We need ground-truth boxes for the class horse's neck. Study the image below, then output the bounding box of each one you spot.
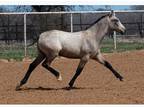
[86,18,109,44]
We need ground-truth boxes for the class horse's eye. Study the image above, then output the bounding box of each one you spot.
[112,19,119,22]
[115,22,119,26]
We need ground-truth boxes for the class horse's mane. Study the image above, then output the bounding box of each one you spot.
[85,14,109,30]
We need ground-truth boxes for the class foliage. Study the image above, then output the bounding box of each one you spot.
[130,5,144,10]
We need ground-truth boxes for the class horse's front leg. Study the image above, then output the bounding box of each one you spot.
[68,55,89,88]
[93,52,123,81]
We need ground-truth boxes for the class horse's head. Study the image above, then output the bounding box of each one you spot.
[108,11,126,34]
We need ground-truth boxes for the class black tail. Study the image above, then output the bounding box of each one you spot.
[27,36,39,47]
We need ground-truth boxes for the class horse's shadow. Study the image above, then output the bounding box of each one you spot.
[17,86,94,91]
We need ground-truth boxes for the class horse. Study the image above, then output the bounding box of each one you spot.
[16,11,126,90]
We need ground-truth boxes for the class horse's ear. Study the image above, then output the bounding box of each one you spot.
[109,10,114,17]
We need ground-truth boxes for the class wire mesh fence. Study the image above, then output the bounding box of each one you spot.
[0,11,144,60]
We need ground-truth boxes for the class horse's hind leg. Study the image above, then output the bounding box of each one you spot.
[42,55,62,81]
[16,52,45,90]
[93,52,123,81]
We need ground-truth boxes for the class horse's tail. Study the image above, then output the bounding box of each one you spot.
[27,36,39,47]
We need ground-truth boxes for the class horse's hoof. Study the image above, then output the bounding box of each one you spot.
[57,74,62,81]
[15,84,22,91]
[119,76,123,81]
[66,86,73,90]
[120,78,123,81]
[68,83,74,90]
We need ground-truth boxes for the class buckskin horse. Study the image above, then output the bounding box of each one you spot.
[16,11,126,90]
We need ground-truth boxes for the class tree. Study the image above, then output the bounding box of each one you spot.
[32,5,73,12]
[13,6,32,12]
[0,6,7,12]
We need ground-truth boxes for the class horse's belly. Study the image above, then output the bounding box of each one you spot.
[59,48,81,59]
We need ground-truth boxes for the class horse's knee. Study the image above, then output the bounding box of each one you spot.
[94,53,105,64]
[97,57,105,64]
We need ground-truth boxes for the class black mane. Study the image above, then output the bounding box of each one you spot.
[85,14,109,30]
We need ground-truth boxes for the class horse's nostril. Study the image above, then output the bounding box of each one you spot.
[120,31,124,35]
[120,30,125,35]
[123,29,126,34]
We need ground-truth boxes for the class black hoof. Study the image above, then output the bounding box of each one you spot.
[66,86,73,90]
[15,83,22,91]
[118,76,123,81]
[68,82,74,90]
[69,81,73,86]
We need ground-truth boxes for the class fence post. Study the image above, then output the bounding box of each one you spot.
[7,15,10,44]
[15,23,18,42]
[70,13,73,32]
[113,11,117,50]
[24,13,27,57]
[113,31,117,50]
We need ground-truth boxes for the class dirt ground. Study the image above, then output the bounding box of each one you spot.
[0,50,144,104]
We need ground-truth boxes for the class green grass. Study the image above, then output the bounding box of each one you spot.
[101,39,144,53]
[0,50,24,61]
[0,40,143,61]
[0,46,38,61]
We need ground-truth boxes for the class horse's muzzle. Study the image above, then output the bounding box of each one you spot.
[120,29,126,35]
